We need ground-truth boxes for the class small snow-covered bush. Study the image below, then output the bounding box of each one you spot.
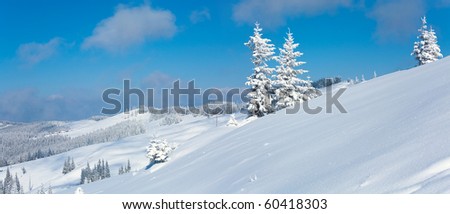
[146,138,174,165]
[148,113,165,122]
[226,114,239,126]
[74,187,84,194]
[159,113,182,126]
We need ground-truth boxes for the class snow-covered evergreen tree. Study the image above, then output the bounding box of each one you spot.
[126,159,131,173]
[62,156,76,174]
[80,162,91,184]
[373,71,377,78]
[10,178,17,194]
[105,161,111,178]
[146,138,174,165]
[37,184,46,194]
[28,178,33,192]
[3,168,13,194]
[412,17,443,65]
[273,29,312,109]
[98,159,104,179]
[245,22,276,117]
[62,158,69,174]
[80,159,111,184]
[118,165,124,175]
[14,173,22,194]
[226,114,239,126]
[117,160,132,175]
[0,179,3,194]
[70,158,75,171]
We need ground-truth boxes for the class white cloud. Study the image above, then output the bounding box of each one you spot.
[368,0,426,41]
[141,71,175,88]
[369,0,426,40]
[190,8,211,24]
[232,0,354,28]
[82,4,177,52]
[0,89,101,122]
[16,38,62,66]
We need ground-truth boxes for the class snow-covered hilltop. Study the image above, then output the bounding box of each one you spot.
[2,57,450,193]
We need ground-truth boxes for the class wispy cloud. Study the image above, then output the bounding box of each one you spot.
[141,71,176,89]
[16,37,62,66]
[190,8,211,24]
[232,0,354,28]
[368,0,426,41]
[0,88,103,122]
[82,4,177,52]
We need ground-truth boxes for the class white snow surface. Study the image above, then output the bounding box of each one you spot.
[2,57,450,193]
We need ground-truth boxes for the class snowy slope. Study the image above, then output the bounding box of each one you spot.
[0,113,241,193]
[65,111,147,138]
[2,57,450,194]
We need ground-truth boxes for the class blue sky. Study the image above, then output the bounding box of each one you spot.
[1,0,449,122]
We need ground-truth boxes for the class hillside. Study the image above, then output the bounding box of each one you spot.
[2,57,450,193]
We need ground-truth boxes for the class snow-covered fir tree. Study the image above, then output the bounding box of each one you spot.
[126,159,131,173]
[28,178,32,192]
[105,161,111,178]
[146,138,174,165]
[47,184,53,194]
[118,160,132,175]
[62,156,75,174]
[118,165,124,175]
[412,17,443,65]
[226,114,239,126]
[14,173,22,194]
[273,29,313,109]
[3,168,13,194]
[0,179,3,194]
[80,159,111,184]
[245,22,276,117]
[80,163,90,184]
[37,184,46,194]
[70,158,75,171]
